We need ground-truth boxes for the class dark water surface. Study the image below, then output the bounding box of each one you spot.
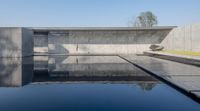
[0,56,199,111]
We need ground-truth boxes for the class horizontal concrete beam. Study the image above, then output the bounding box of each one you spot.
[31,26,176,31]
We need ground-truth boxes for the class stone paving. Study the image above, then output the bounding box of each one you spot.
[120,55,200,99]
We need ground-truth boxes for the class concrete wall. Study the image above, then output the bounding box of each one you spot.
[0,28,22,57]
[34,29,171,55]
[34,34,48,54]
[22,28,33,56]
[3,25,200,56]
[0,28,33,57]
[161,24,200,52]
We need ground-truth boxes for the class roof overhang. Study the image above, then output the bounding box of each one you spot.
[31,26,177,31]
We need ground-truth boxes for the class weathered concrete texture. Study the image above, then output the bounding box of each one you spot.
[144,51,200,66]
[161,24,200,52]
[0,28,21,57]
[0,28,33,57]
[120,55,200,99]
[34,29,172,55]
[34,34,48,54]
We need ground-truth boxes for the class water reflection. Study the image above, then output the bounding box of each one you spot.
[1,56,200,111]
[0,56,158,91]
[0,57,33,87]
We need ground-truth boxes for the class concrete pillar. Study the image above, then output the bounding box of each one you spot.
[0,28,33,57]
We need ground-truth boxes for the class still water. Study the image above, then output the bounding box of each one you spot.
[0,56,199,111]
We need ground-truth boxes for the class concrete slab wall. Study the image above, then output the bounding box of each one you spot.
[2,25,199,56]
[22,28,33,56]
[0,28,33,57]
[34,34,48,54]
[0,28,22,57]
[161,24,200,52]
[34,29,171,55]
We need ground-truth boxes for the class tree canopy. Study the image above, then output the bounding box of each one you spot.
[132,11,158,27]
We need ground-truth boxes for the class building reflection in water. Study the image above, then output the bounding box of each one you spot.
[0,56,158,91]
[0,57,33,87]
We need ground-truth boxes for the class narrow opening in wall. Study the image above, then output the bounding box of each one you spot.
[34,31,49,36]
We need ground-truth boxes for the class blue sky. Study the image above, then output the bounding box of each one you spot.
[0,0,199,27]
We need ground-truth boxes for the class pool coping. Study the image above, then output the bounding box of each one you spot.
[144,51,200,67]
[119,55,200,103]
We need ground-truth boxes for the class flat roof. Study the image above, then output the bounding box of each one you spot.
[31,26,176,31]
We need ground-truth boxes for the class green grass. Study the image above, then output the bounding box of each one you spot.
[161,50,200,56]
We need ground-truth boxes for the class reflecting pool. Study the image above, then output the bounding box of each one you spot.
[0,56,199,111]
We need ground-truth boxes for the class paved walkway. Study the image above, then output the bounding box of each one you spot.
[119,55,200,99]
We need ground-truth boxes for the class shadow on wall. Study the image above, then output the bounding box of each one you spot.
[0,28,33,57]
[33,29,173,55]
[34,33,48,54]
[66,30,171,44]
[0,31,19,57]
[48,32,70,54]
[22,28,33,57]
[48,44,69,54]
[134,30,171,44]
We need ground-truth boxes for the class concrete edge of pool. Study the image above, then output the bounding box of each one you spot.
[119,55,200,103]
[144,51,200,67]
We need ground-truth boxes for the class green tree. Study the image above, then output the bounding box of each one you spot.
[133,11,158,27]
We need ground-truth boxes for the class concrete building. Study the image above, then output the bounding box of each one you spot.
[1,24,200,57]
[33,27,174,55]
[0,28,33,57]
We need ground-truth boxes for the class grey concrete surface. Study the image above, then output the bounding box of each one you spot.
[22,28,33,56]
[32,26,176,31]
[120,55,200,98]
[33,28,172,55]
[32,24,200,55]
[0,28,33,57]
[0,28,21,57]
[1,25,200,57]
[144,51,200,66]
[34,32,48,54]
[161,24,200,52]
